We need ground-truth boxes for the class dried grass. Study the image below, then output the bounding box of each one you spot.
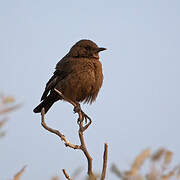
[12,166,27,180]
[164,151,173,167]
[1,94,180,180]
[151,148,166,162]
[0,94,21,138]
[129,148,150,176]
[111,148,180,180]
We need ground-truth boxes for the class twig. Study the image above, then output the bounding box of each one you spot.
[54,89,76,107]
[62,169,72,180]
[41,108,80,149]
[100,143,108,180]
[78,119,94,177]
[40,89,107,180]
[54,89,96,178]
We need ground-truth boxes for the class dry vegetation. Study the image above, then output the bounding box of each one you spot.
[111,148,180,180]
[40,89,108,180]
[9,148,180,180]
[0,94,21,138]
[1,94,180,180]
[12,166,27,180]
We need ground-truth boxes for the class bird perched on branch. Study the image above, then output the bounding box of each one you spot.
[33,39,106,114]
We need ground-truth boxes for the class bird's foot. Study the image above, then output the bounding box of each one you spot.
[76,110,91,125]
[81,111,91,124]
[73,103,91,125]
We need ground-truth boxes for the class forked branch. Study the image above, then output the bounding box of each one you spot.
[54,88,95,178]
[41,108,80,149]
[40,89,108,179]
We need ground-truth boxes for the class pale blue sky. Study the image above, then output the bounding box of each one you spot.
[0,0,180,179]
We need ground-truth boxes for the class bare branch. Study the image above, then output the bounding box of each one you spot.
[100,143,108,180]
[54,89,96,178]
[62,169,72,180]
[40,89,106,179]
[78,120,94,177]
[54,89,76,107]
[41,108,80,150]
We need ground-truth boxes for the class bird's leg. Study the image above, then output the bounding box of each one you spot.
[73,103,82,124]
[73,103,91,124]
[73,102,81,114]
[53,89,91,125]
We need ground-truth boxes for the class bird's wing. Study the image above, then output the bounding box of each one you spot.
[40,57,76,101]
[41,70,65,101]
[41,57,94,101]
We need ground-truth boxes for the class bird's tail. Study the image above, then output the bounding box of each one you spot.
[33,96,55,114]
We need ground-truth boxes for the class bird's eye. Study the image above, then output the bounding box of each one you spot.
[85,46,90,50]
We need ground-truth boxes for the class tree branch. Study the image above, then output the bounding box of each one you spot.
[54,89,76,107]
[40,89,107,180]
[100,143,108,180]
[62,169,72,180]
[41,108,80,149]
[54,89,96,178]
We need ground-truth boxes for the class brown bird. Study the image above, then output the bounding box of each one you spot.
[33,39,106,114]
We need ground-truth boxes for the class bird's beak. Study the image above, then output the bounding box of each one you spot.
[97,47,107,53]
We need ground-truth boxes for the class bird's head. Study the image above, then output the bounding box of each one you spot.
[68,39,106,59]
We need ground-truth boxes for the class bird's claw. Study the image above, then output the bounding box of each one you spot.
[76,110,91,125]
[79,111,91,125]
[82,111,91,124]
[73,103,91,125]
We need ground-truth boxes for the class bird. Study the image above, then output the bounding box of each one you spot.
[33,39,106,114]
